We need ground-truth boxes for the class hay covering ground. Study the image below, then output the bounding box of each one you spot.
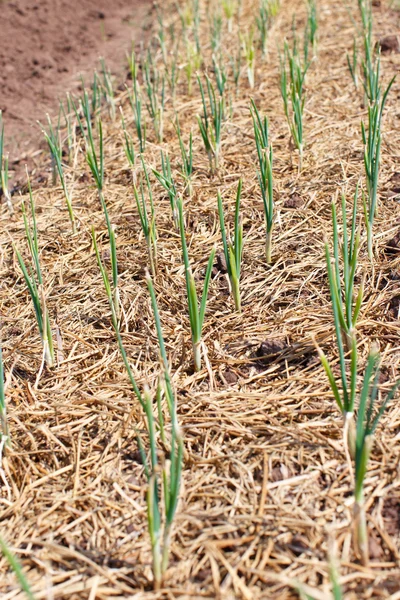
[1,0,400,597]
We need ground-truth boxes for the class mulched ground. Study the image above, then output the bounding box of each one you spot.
[1,0,400,598]
[0,0,152,157]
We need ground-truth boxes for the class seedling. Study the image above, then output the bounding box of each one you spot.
[42,115,76,232]
[251,100,274,263]
[353,346,400,564]
[120,108,135,170]
[127,51,147,153]
[222,0,237,33]
[175,116,193,196]
[306,0,318,57]
[14,177,54,367]
[241,29,256,89]
[317,188,363,451]
[100,58,116,121]
[152,151,178,226]
[197,75,223,172]
[184,38,202,96]
[176,196,215,371]
[279,35,310,171]
[146,274,183,587]
[217,179,244,312]
[92,231,182,588]
[361,77,394,259]
[143,52,165,143]
[134,158,157,276]
[347,38,359,90]
[256,0,270,57]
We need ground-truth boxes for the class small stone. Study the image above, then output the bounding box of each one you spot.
[379,35,400,54]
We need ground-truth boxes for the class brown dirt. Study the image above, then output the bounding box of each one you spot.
[0,0,152,157]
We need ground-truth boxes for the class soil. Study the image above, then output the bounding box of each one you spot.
[0,0,152,158]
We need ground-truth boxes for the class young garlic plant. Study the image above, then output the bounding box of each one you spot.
[347,38,359,91]
[152,151,178,227]
[143,52,165,143]
[92,232,182,589]
[306,0,318,58]
[317,189,363,451]
[0,112,13,215]
[361,77,394,259]
[74,94,120,316]
[134,158,158,277]
[250,100,274,263]
[14,177,54,368]
[177,196,215,372]
[217,179,244,312]
[42,115,76,232]
[145,273,183,588]
[256,0,270,58]
[279,36,310,171]
[184,38,202,96]
[127,51,147,153]
[241,29,256,89]
[197,75,223,172]
[352,346,399,565]
[221,0,237,33]
[120,107,135,172]
[175,116,193,196]
[99,58,116,121]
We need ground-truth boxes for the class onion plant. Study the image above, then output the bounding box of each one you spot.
[0,111,13,215]
[0,535,35,600]
[14,178,54,367]
[134,158,157,276]
[175,116,193,196]
[317,189,363,450]
[92,230,183,588]
[361,78,394,259]
[353,345,400,564]
[152,151,178,226]
[279,37,310,171]
[197,75,223,172]
[42,117,75,232]
[217,179,243,312]
[250,100,274,263]
[127,52,146,153]
[176,196,215,372]
[241,29,256,89]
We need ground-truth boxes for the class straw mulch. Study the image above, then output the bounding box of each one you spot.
[1,0,400,597]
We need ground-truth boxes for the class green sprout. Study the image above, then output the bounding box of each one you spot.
[251,100,274,263]
[217,179,244,312]
[177,196,215,372]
